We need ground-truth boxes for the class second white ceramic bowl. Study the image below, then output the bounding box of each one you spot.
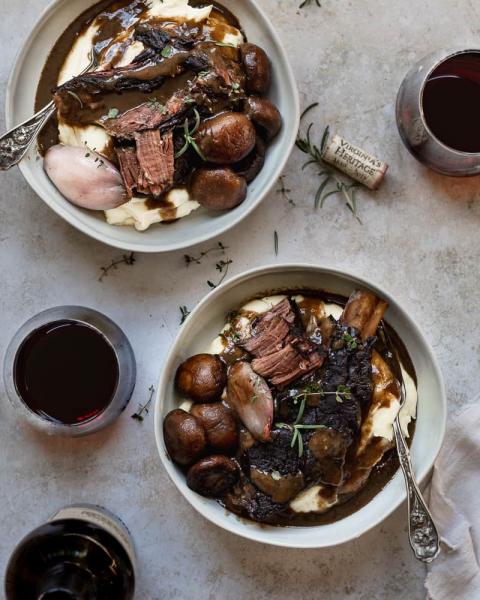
[6,0,299,253]
[154,264,446,548]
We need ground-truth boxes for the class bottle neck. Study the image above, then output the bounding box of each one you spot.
[36,564,96,600]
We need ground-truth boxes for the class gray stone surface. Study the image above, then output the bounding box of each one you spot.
[1,0,478,598]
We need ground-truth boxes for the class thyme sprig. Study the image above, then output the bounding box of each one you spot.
[277,176,295,205]
[299,0,321,7]
[98,252,136,282]
[179,305,191,324]
[184,241,228,266]
[296,103,360,221]
[207,259,233,289]
[276,384,353,456]
[131,385,155,422]
[175,108,206,161]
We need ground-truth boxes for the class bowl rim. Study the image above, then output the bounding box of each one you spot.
[5,0,300,254]
[154,263,447,548]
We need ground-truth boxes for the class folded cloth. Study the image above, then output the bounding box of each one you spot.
[425,404,480,600]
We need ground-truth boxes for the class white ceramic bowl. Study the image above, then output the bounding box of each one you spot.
[154,264,447,548]
[6,0,299,253]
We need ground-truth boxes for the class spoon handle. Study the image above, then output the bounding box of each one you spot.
[393,418,440,562]
[0,101,56,171]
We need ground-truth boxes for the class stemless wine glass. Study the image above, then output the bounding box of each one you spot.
[396,47,480,175]
[3,306,136,436]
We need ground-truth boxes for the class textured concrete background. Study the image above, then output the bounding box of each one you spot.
[1,0,479,598]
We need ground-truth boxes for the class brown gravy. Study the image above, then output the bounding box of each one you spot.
[224,290,417,527]
[35,0,241,154]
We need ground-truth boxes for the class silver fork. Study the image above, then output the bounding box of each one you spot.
[0,49,99,171]
[381,322,440,563]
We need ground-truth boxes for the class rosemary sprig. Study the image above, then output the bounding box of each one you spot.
[207,259,233,289]
[276,384,353,456]
[175,108,206,161]
[274,230,279,255]
[184,241,228,266]
[296,104,361,221]
[299,0,321,7]
[98,252,136,282]
[131,385,155,422]
[179,305,191,324]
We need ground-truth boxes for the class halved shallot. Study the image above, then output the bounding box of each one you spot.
[226,361,273,442]
[44,144,127,210]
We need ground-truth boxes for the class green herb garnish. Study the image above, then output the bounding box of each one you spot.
[175,108,206,161]
[342,332,358,350]
[99,252,136,282]
[184,241,228,266]
[207,259,233,289]
[161,45,173,58]
[274,230,279,255]
[131,385,155,422]
[296,103,360,221]
[179,305,191,324]
[107,108,119,119]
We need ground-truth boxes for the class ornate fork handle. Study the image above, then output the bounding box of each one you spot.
[393,417,440,562]
[0,101,56,171]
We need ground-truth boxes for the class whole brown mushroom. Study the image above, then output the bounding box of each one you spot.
[187,455,239,497]
[195,112,256,164]
[240,43,272,95]
[175,354,227,403]
[245,96,282,141]
[191,403,239,452]
[190,167,247,210]
[233,138,266,183]
[163,409,206,466]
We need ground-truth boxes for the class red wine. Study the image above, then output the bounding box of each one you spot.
[423,52,480,153]
[14,320,119,425]
[5,505,135,599]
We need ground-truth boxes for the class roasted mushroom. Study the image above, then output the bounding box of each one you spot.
[163,409,206,466]
[187,455,239,497]
[175,354,227,403]
[195,112,256,164]
[240,43,272,95]
[189,167,247,210]
[191,403,239,452]
[245,97,282,141]
[233,138,266,183]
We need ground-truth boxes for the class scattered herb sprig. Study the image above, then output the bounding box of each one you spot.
[179,306,191,324]
[342,332,358,350]
[299,0,321,7]
[277,176,295,206]
[131,385,155,422]
[207,259,233,289]
[274,230,279,255]
[175,108,206,161]
[99,252,136,282]
[184,242,228,266]
[296,103,360,221]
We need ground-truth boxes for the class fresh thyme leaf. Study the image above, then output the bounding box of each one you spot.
[294,394,306,425]
[296,109,361,221]
[342,332,358,350]
[98,252,136,282]
[147,97,166,113]
[184,241,228,266]
[67,90,83,108]
[274,230,279,255]
[336,384,352,403]
[179,305,191,324]
[297,430,304,457]
[131,385,155,422]
[107,108,119,119]
[161,45,173,58]
[271,470,281,481]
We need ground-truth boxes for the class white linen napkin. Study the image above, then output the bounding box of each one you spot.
[425,404,480,600]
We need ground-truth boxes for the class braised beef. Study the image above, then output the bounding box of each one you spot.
[115,147,140,198]
[247,428,302,476]
[135,129,174,197]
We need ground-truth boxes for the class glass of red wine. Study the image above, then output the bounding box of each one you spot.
[3,306,136,436]
[396,48,480,175]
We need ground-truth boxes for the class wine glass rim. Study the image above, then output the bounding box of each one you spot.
[419,47,480,157]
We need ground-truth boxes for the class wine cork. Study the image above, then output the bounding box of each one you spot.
[322,134,388,190]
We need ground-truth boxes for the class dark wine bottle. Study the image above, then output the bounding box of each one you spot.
[4,505,135,600]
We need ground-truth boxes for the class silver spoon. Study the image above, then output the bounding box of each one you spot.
[382,323,440,563]
[0,50,98,171]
